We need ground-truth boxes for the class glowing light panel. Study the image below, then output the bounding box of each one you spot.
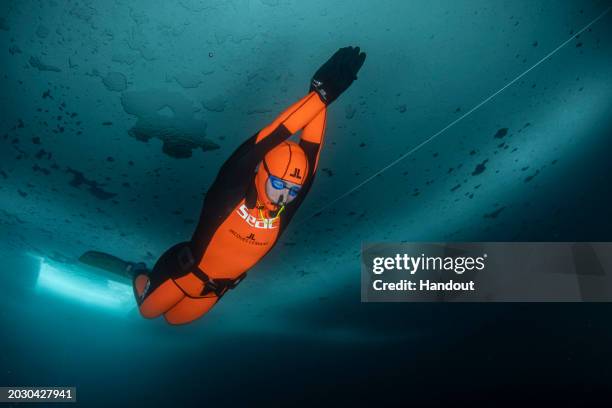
[36,259,134,311]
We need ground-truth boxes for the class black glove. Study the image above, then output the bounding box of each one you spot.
[309,46,366,105]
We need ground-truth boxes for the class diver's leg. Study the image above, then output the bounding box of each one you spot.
[161,272,219,325]
[136,277,185,319]
[132,243,191,319]
[163,295,219,325]
[133,274,150,301]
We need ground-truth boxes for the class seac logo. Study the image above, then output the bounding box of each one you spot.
[236,204,278,229]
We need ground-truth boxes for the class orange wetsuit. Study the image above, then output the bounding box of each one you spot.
[133,91,327,325]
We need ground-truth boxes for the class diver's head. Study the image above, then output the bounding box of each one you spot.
[255,141,309,212]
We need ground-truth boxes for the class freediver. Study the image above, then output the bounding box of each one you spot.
[124,47,366,324]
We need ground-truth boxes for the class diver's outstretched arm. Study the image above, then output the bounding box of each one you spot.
[210,91,326,191]
[254,91,327,143]
[300,108,327,174]
[212,46,366,190]
[277,46,366,231]
[296,45,365,176]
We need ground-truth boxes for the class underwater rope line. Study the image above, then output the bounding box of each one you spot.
[295,6,612,226]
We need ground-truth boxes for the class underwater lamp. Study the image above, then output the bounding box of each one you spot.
[36,258,134,310]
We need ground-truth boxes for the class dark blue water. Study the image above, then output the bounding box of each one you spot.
[1,0,612,405]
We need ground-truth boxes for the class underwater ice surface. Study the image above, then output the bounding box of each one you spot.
[1,0,612,405]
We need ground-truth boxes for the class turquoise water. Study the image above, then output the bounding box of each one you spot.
[1,0,612,405]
